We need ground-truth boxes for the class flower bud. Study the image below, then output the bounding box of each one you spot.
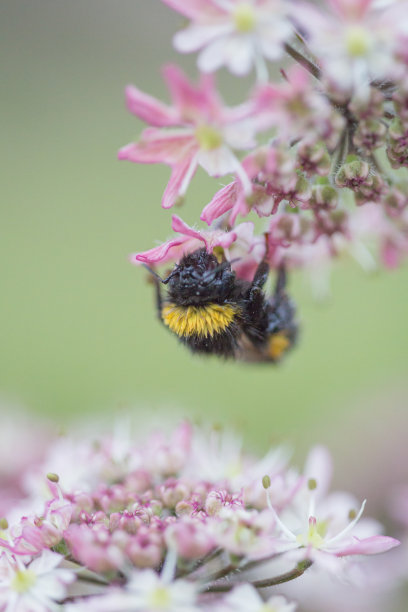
[335,159,370,189]
[297,142,331,177]
[353,119,387,152]
[310,184,339,210]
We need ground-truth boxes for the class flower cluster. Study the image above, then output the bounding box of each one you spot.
[121,0,408,286]
[0,420,399,610]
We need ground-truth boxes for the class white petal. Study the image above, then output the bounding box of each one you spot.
[174,22,232,53]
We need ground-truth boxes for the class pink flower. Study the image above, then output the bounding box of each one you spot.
[200,145,305,226]
[131,215,238,266]
[163,0,292,79]
[119,65,258,208]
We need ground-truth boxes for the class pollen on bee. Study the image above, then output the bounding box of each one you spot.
[268,331,290,360]
[161,302,237,338]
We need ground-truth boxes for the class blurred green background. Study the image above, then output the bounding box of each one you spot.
[1,0,407,461]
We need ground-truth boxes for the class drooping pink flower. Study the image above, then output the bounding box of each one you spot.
[119,65,258,208]
[131,215,238,266]
[163,0,292,80]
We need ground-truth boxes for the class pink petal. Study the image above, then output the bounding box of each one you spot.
[163,64,220,122]
[162,155,199,208]
[171,215,204,242]
[131,237,188,265]
[118,128,195,165]
[161,0,224,20]
[211,229,237,250]
[336,535,400,557]
[200,182,239,225]
[125,85,180,126]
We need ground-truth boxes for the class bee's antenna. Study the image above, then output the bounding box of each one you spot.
[142,263,166,284]
[202,257,240,280]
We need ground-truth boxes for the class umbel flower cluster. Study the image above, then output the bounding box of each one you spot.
[122,0,408,285]
[0,421,399,610]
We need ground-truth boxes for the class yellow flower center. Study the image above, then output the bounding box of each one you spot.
[296,520,328,549]
[148,586,171,609]
[345,25,372,57]
[11,569,37,593]
[233,2,257,32]
[195,125,223,151]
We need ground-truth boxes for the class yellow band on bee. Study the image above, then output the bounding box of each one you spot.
[162,302,238,338]
[268,331,290,360]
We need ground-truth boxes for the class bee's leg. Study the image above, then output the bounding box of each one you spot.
[251,261,270,291]
[244,261,270,336]
[274,265,287,296]
[153,277,164,322]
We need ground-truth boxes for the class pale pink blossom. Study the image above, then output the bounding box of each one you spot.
[264,446,400,571]
[119,65,258,208]
[293,0,407,98]
[163,0,292,79]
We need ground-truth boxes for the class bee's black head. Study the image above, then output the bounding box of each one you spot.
[165,248,236,305]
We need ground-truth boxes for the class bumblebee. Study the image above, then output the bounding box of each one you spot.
[146,248,298,362]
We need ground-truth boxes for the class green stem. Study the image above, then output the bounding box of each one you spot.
[206,560,313,592]
[284,42,321,80]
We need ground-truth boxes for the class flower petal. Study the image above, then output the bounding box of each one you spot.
[118,128,195,165]
[131,237,188,265]
[163,64,219,121]
[200,182,239,225]
[161,0,224,19]
[162,155,199,208]
[125,85,180,126]
[336,535,400,556]
[174,23,233,54]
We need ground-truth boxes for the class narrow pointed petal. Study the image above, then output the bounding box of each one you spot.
[118,129,195,165]
[162,155,199,208]
[200,182,239,225]
[171,215,203,242]
[161,0,224,20]
[131,237,187,264]
[163,64,219,121]
[125,85,180,126]
[335,535,400,556]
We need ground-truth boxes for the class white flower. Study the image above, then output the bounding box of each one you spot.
[65,569,200,612]
[164,0,292,80]
[214,583,297,611]
[0,550,75,612]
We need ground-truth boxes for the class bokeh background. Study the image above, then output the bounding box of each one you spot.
[2,0,408,503]
[2,1,408,609]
